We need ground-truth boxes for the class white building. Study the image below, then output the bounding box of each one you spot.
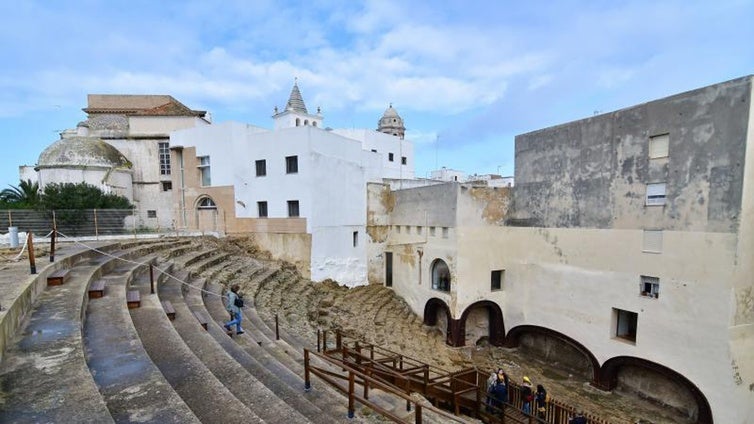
[170,82,413,285]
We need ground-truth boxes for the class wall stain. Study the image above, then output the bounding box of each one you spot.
[366,225,388,243]
[469,187,511,225]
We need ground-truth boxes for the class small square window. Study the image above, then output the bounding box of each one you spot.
[257,201,268,218]
[491,270,504,291]
[287,200,300,217]
[161,181,172,191]
[353,231,358,247]
[396,225,401,234]
[401,156,407,165]
[286,156,298,174]
[371,149,377,153]
[256,160,267,177]
[614,308,638,343]
[147,210,157,218]
[649,134,669,159]
[640,275,660,298]
[646,183,666,206]
[388,153,394,162]
[442,227,449,238]
[642,230,663,253]
[430,227,436,236]
[416,226,422,235]
[405,225,411,234]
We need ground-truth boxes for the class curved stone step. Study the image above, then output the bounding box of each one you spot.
[160,275,316,424]
[129,287,263,423]
[84,252,199,424]
[201,283,364,423]
[0,250,116,423]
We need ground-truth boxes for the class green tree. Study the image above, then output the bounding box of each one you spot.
[39,182,133,210]
[0,179,40,208]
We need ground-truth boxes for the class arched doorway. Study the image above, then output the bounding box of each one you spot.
[430,259,451,292]
[458,301,505,347]
[423,298,452,345]
[599,357,713,423]
[505,325,600,382]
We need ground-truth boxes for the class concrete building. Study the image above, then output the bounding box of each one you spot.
[367,75,754,423]
[170,82,414,285]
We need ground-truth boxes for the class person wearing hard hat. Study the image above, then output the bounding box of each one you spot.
[521,376,534,415]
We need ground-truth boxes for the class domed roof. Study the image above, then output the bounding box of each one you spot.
[38,136,132,169]
[381,104,402,119]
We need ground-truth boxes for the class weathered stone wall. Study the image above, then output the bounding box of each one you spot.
[616,365,698,419]
[518,333,594,379]
[512,76,752,233]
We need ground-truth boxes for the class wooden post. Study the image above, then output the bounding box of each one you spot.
[28,232,36,274]
[275,313,280,340]
[414,404,423,424]
[304,349,311,392]
[94,209,99,239]
[150,264,155,294]
[347,371,355,419]
[317,329,321,352]
[49,228,56,262]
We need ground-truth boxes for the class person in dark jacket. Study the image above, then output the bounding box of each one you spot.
[535,384,547,418]
[487,369,508,415]
[520,376,534,415]
[569,411,587,424]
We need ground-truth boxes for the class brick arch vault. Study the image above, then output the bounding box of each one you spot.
[504,325,601,383]
[599,356,713,424]
[458,301,505,347]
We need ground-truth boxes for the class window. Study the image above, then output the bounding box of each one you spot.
[388,153,394,162]
[257,201,268,218]
[286,156,298,174]
[304,120,309,126]
[642,230,663,253]
[431,259,451,292]
[353,231,358,247]
[159,142,171,175]
[491,270,504,291]
[442,227,449,238]
[405,225,411,234]
[649,133,669,159]
[371,149,377,153]
[430,227,436,236]
[198,156,211,186]
[646,183,666,206]
[395,225,401,233]
[255,160,266,177]
[161,181,172,191]
[197,197,216,209]
[614,308,638,343]
[640,275,660,298]
[385,252,393,287]
[296,118,300,126]
[416,226,422,235]
[401,156,407,165]
[147,210,157,218]
[287,200,300,217]
[313,121,317,127]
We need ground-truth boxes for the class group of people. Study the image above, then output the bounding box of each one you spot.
[486,369,586,423]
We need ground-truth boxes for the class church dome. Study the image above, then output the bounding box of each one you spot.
[377,104,405,139]
[37,136,132,169]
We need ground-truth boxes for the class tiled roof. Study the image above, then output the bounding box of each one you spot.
[83,94,206,117]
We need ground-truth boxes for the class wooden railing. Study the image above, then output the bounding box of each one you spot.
[311,330,613,424]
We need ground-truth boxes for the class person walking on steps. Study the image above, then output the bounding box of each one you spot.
[224,284,245,336]
[535,384,548,419]
[521,376,534,415]
[487,369,509,416]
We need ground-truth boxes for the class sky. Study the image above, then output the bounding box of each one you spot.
[1,0,753,188]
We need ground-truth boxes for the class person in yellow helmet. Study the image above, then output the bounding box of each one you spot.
[521,376,533,415]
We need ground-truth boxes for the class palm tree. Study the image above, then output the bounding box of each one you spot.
[0,179,40,207]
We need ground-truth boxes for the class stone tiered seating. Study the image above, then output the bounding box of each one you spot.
[0,241,146,423]
[129,259,266,424]
[83,245,199,423]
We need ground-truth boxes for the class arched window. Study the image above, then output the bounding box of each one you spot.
[304,119,309,126]
[431,259,451,292]
[197,196,217,209]
[312,121,317,127]
[296,118,301,126]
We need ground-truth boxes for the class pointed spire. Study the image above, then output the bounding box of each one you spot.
[285,78,308,114]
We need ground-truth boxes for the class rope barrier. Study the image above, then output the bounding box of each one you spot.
[54,230,226,299]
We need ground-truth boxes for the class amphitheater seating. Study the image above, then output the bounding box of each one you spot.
[161,300,176,320]
[88,279,106,298]
[47,268,70,286]
[126,289,141,308]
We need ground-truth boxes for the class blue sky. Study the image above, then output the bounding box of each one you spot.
[1,0,753,188]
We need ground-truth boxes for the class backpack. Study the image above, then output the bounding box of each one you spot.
[233,295,244,308]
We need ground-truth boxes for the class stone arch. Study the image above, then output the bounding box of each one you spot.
[423,298,453,345]
[599,356,713,424]
[505,325,600,382]
[458,301,505,347]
